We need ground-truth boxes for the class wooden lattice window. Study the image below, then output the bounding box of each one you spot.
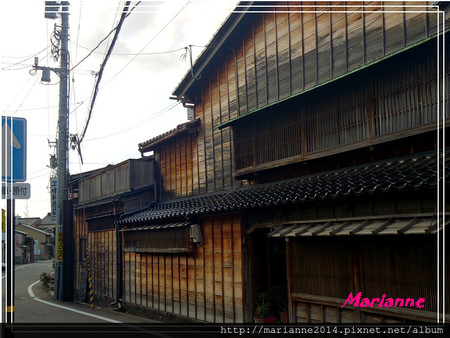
[123,227,194,254]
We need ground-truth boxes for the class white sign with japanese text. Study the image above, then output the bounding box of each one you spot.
[2,183,30,199]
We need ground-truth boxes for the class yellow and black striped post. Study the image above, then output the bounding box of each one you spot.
[86,248,94,308]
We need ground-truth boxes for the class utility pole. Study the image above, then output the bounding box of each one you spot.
[54,0,70,301]
[39,0,71,301]
[38,1,71,301]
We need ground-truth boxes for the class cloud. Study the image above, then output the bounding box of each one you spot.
[2,0,238,218]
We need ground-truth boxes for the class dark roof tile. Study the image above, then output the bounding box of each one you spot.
[119,150,446,225]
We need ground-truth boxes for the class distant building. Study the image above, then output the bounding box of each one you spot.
[15,222,53,260]
[14,230,29,264]
[15,216,40,228]
[36,213,56,233]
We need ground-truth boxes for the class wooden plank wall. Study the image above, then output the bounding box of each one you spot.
[287,235,449,322]
[74,207,118,304]
[291,293,443,323]
[79,161,131,203]
[233,41,447,172]
[87,229,117,304]
[189,1,440,190]
[123,214,244,323]
[159,133,197,199]
[74,210,88,301]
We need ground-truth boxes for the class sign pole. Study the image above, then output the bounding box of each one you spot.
[2,104,28,326]
[6,196,15,323]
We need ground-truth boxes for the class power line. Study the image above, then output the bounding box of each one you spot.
[12,76,40,116]
[0,46,50,60]
[1,48,51,70]
[2,101,82,114]
[83,101,180,142]
[73,0,83,66]
[70,1,141,72]
[1,64,32,71]
[2,76,37,113]
[102,1,191,88]
[69,0,84,154]
[73,1,134,164]
[69,41,201,56]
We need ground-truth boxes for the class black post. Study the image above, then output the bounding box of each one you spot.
[62,199,73,301]
[114,200,123,301]
[6,198,15,323]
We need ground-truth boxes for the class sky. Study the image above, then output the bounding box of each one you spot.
[1,0,238,219]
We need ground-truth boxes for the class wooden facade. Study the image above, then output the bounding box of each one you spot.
[232,41,446,176]
[175,1,447,185]
[168,0,449,324]
[157,129,198,200]
[70,1,449,324]
[70,158,154,304]
[121,214,244,323]
[288,234,449,323]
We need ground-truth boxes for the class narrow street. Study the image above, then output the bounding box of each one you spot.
[1,260,156,323]
[2,260,228,337]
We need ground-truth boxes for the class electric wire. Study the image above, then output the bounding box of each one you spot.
[11,76,40,116]
[70,1,141,72]
[2,102,76,113]
[1,49,52,71]
[69,0,84,157]
[83,101,180,143]
[75,1,133,161]
[73,0,83,65]
[0,46,49,59]
[0,64,32,71]
[0,46,50,70]
[3,76,35,113]
[69,41,198,56]
[102,1,191,88]
[106,2,122,56]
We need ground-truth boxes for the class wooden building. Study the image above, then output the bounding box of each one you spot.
[72,1,449,323]
[69,158,155,304]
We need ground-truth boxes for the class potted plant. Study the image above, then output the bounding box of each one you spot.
[254,291,278,323]
[270,285,289,323]
[254,292,271,323]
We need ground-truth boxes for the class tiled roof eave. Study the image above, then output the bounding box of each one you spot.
[119,150,445,225]
[138,119,200,153]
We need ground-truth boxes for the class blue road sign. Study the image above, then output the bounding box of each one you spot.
[2,116,27,182]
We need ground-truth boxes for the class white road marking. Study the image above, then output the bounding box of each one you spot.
[1,265,26,279]
[27,280,121,323]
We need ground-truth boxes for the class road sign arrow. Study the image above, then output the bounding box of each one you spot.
[2,116,27,182]
[2,122,22,178]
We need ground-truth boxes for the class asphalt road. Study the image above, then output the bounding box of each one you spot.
[2,261,228,338]
[2,260,156,323]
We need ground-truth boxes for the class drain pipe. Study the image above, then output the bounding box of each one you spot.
[112,199,124,311]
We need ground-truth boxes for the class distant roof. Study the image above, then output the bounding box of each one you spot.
[120,150,445,225]
[15,223,52,236]
[15,217,40,227]
[39,213,56,226]
[138,119,200,154]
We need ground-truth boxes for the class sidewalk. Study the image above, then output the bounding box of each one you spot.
[29,281,238,338]
[31,281,160,324]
